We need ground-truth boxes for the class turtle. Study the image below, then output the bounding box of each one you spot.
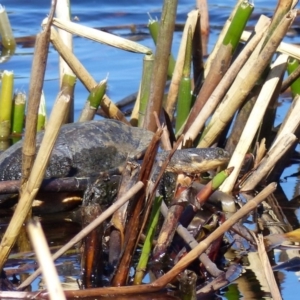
[0,119,230,181]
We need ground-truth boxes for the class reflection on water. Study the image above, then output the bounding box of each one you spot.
[1,0,300,298]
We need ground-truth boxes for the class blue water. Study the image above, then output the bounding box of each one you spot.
[4,0,298,119]
[2,0,300,298]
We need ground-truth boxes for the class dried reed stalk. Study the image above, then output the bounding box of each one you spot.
[183,0,254,134]
[273,94,300,147]
[182,15,270,143]
[241,133,297,191]
[0,92,69,270]
[48,17,151,54]
[55,0,75,83]
[220,54,288,193]
[48,183,277,297]
[199,10,296,148]
[204,0,244,76]
[18,181,144,289]
[50,27,129,124]
[196,0,209,55]
[21,1,56,185]
[241,30,300,60]
[27,220,66,300]
[154,183,276,286]
[254,234,282,300]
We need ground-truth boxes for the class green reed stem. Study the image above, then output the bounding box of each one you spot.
[138,54,154,127]
[60,73,76,123]
[287,58,300,96]
[37,92,47,132]
[175,26,192,134]
[222,0,254,51]
[12,92,26,135]
[134,196,163,285]
[0,70,14,138]
[78,78,107,122]
[0,5,16,51]
[148,18,176,78]
[183,0,254,133]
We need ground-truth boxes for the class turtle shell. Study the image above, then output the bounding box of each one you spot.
[0,120,154,180]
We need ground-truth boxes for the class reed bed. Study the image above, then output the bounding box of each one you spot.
[0,0,300,299]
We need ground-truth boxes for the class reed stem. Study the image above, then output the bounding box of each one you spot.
[0,70,14,138]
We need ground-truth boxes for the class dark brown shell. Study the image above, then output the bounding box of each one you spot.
[0,120,154,180]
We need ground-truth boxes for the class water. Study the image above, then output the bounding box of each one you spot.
[1,0,300,298]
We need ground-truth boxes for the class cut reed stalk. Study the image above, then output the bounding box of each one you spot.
[220,54,288,194]
[196,0,209,55]
[11,92,26,135]
[0,5,16,51]
[261,0,293,49]
[148,17,176,78]
[143,0,178,132]
[273,94,300,147]
[191,12,203,90]
[78,78,107,122]
[55,0,75,84]
[17,181,144,290]
[198,10,296,148]
[0,90,69,271]
[37,91,46,132]
[27,220,66,300]
[204,0,244,76]
[130,84,140,126]
[0,70,14,139]
[241,134,297,191]
[60,73,76,124]
[48,17,152,54]
[254,234,282,300]
[134,196,163,285]
[165,10,199,120]
[241,30,300,60]
[175,26,193,133]
[138,54,154,127]
[183,0,254,134]
[50,27,129,124]
[21,1,56,184]
[225,85,262,155]
[181,15,270,143]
